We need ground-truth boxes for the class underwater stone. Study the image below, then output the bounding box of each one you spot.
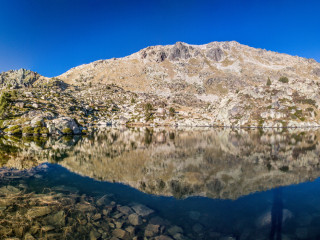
[168,225,183,236]
[128,213,142,226]
[144,224,160,237]
[46,210,66,227]
[27,207,52,219]
[112,228,128,239]
[132,204,154,217]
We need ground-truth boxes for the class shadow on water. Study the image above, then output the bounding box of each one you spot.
[270,188,283,240]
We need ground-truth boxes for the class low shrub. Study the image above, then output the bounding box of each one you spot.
[40,127,49,135]
[169,107,175,117]
[266,78,271,86]
[62,128,73,135]
[279,76,289,83]
[34,127,41,135]
[22,126,34,135]
[4,125,21,135]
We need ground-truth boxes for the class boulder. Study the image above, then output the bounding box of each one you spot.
[157,108,166,116]
[112,229,129,239]
[52,117,81,135]
[128,213,142,226]
[45,210,65,227]
[132,204,154,217]
[23,110,55,120]
[27,207,52,219]
[32,103,39,109]
[145,224,160,237]
[30,116,44,127]
[117,206,133,215]
[15,102,25,108]
[168,226,183,236]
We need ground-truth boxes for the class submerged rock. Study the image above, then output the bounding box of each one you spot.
[27,207,52,219]
[145,224,160,237]
[168,225,183,235]
[128,213,142,226]
[45,210,66,227]
[112,228,129,239]
[0,186,20,195]
[132,204,154,217]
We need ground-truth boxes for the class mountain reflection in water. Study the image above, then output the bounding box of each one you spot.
[2,127,319,199]
[1,128,320,239]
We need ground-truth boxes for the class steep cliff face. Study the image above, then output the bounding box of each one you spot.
[58,41,320,127]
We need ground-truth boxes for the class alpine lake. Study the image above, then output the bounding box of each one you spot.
[1,127,320,240]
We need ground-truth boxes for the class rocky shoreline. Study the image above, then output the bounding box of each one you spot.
[0,166,235,240]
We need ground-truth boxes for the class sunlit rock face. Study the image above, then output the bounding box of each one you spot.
[57,41,320,127]
[2,128,320,199]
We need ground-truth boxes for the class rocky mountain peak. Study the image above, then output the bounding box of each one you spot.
[54,41,320,128]
[0,68,41,88]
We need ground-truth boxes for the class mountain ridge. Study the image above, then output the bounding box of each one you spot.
[1,41,320,133]
[58,41,319,78]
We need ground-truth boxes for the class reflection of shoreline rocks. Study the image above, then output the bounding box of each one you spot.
[2,127,320,199]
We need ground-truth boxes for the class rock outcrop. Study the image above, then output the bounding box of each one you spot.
[0,69,43,88]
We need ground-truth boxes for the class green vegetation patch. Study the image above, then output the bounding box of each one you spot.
[169,107,175,117]
[0,92,11,119]
[62,128,73,135]
[266,77,271,86]
[279,76,289,83]
[22,126,34,135]
[40,127,49,135]
[4,125,22,135]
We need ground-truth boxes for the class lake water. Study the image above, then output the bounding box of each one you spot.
[1,127,320,239]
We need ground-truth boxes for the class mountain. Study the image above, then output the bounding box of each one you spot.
[1,41,320,133]
[58,41,320,127]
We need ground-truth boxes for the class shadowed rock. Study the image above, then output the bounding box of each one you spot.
[169,42,191,61]
[206,47,224,61]
[313,68,320,77]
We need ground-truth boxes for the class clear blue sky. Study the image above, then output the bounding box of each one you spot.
[0,0,319,77]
